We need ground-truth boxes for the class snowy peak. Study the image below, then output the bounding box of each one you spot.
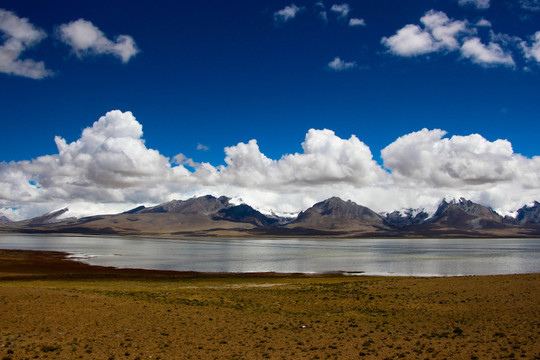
[29,207,70,225]
[384,208,429,227]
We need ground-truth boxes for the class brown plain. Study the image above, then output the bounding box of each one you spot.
[0,249,539,359]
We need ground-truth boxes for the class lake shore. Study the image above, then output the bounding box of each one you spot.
[0,249,539,359]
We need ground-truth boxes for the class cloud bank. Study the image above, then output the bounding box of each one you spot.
[1,110,538,220]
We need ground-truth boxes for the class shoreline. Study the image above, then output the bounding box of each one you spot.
[2,228,540,239]
[1,247,539,279]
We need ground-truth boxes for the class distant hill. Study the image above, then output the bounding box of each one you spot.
[0,215,10,223]
[137,195,231,215]
[1,195,538,238]
[28,208,71,225]
[286,197,388,233]
[426,198,504,230]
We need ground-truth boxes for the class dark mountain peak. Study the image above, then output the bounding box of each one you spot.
[29,207,69,225]
[0,214,11,222]
[434,197,499,219]
[296,197,384,224]
[515,201,540,224]
[430,198,503,229]
[139,195,231,215]
[122,205,146,214]
[214,204,279,227]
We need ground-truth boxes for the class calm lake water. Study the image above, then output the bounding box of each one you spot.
[0,234,539,276]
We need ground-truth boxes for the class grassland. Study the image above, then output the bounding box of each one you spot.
[0,249,539,359]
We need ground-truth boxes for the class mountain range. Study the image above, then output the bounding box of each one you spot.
[1,195,539,238]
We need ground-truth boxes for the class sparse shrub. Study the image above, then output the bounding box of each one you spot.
[40,345,59,353]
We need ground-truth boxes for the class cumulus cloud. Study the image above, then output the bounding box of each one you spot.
[0,111,192,209]
[381,10,522,68]
[330,4,351,19]
[421,10,469,51]
[381,128,539,188]
[217,129,386,188]
[273,4,304,24]
[57,19,139,63]
[348,18,366,27]
[521,31,540,62]
[382,10,469,57]
[461,37,515,67]
[457,0,490,9]
[327,56,357,71]
[1,111,538,220]
[0,9,52,79]
[381,24,437,56]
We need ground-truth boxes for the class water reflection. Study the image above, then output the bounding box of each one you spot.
[0,235,538,276]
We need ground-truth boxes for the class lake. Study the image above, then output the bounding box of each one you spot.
[0,234,538,276]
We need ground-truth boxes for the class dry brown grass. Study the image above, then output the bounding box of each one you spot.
[0,249,539,359]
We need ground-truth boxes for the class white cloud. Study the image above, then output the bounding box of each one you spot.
[273,4,303,24]
[476,18,492,27]
[327,56,357,70]
[348,18,366,27]
[382,10,469,57]
[381,24,437,56]
[420,10,469,51]
[382,10,522,68]
[521,31,540,62]
[197,143,210,151]
[519,0,540,12]
[461,37,515,67]
[218,129,387,188]
[0,9,52,79]
[1,111,538,220]
[315,1,328,23]
[57,19,139,63]
[381,128,539,188]
[0,111,192,210]
[330,4,351,19]
[457,0,490,9]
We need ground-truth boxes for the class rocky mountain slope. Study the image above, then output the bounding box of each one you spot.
[287,197,388,233]
[515,201,540,224]
[426,198,504,230]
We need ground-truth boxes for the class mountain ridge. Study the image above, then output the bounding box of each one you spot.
[1,195,538,238]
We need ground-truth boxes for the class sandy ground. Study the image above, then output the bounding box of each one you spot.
[0,249,539,359]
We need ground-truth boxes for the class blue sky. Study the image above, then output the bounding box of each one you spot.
[1,0,539,219]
